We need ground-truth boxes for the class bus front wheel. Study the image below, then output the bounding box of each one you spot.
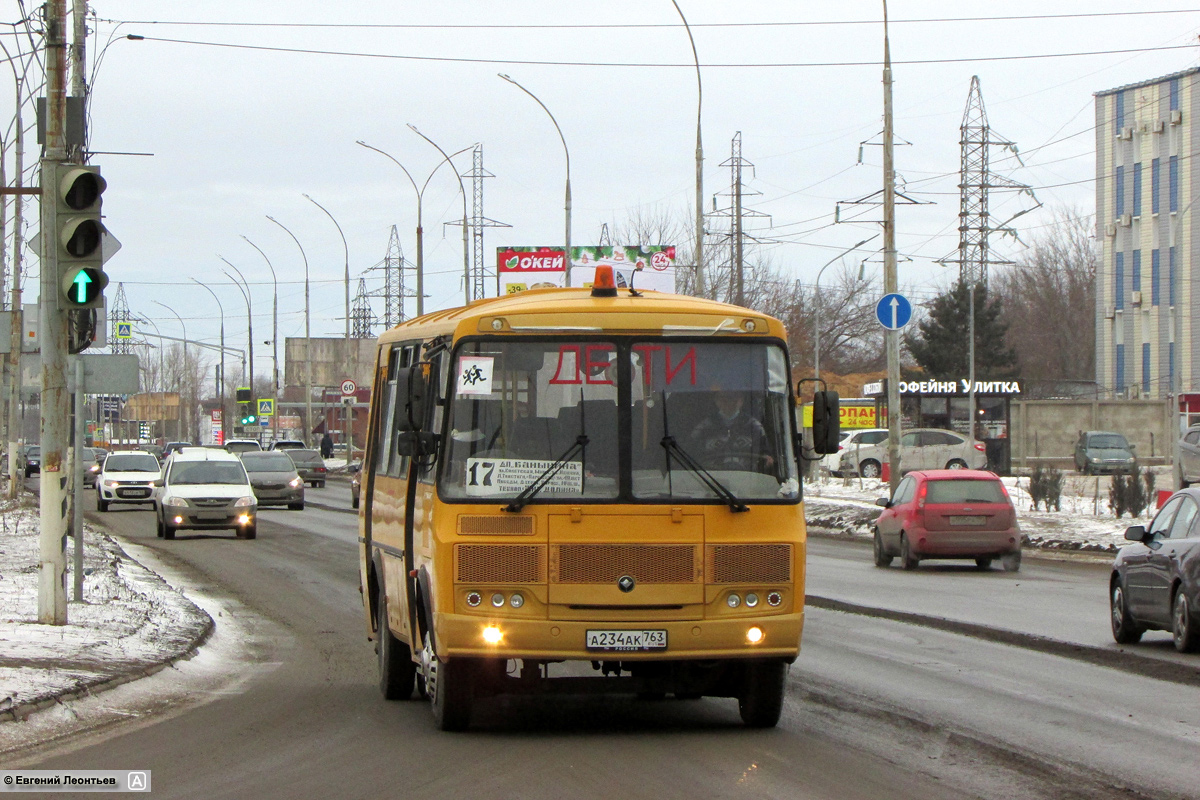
[738,659,787,728]
[424,634,473,731]
[377,591,415,701]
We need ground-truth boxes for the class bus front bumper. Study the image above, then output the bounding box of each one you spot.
[434,610,804,662]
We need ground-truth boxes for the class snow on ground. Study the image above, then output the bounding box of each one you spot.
[0,499,211,720]
[802,468,1164,552]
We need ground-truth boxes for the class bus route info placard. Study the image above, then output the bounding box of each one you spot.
[464,458,584,496]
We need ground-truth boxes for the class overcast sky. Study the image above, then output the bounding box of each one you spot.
[3,1,1199,385]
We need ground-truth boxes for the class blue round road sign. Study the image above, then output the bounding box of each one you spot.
[875,293,912,330]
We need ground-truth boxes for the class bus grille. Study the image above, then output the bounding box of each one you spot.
[706,544,792,583]
[457,515,535,535]
[456,545,545,583]
[551,544,701,584]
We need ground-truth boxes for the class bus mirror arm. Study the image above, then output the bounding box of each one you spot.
[396,430,438,458]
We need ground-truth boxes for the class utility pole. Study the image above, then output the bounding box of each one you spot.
[882,1,901,496]
[6,58,28,500]
[39,0,70,624]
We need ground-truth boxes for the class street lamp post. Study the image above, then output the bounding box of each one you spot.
[241,236,279,444]
[267,216,312,447]
[356,141,474,318]
[220,259,255,438]
[152,302,187,441]
[191,279,225,443]
[670,0,706,298]
[136,314,164,444]
[499,74,571,286]
[408,124,472,305]
[303,194,349,341]
[1171,196,1197,486]
[814,235,879,381]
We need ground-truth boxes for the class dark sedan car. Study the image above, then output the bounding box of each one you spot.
[286,448,327,488]
[240,451,305,510]
[23,445,40,478]
[1111,487,1200,652]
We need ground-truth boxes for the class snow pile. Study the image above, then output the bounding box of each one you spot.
[0,500,212,718]
[802,470,1155,553]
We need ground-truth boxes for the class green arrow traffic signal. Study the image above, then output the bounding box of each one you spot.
[60,266,107,307]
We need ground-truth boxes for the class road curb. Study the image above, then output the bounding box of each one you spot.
[0,526,215,726]
[806,594,1200,687]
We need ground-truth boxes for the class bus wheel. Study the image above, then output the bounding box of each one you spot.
[424,633,473,731]
[377,592,415,700]
[738,659,787,728]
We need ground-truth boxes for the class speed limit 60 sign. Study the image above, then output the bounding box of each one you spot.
[341,379,357,396]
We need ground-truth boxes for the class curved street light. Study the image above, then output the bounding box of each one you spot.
[219,258,254,408]
[813,235,879,381]
[241,235,279,443]
[356,141,474,318]
[191,279,225,442]
[135,314,165,443]
[498,74,572,286]
[266,216,313,447]
[152,301,188,441]
[408,124,473,306]
[670,0,706,298]
[303,193,349,341]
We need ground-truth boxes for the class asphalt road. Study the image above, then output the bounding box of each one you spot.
[6,486,1200,799]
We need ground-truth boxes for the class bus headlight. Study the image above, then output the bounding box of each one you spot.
[509,593,524,609]
[482,625,503,644]
[726,593,741,609]
[465,591,482,608]
[766,591,783,607]
[491,593,505,608]
[745,593,759,608]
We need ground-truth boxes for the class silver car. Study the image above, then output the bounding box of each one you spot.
[1179,426,1200,488]
[837,428,987,478]
[240,451,305,510]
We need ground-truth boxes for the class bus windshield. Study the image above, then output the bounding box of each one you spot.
[440,339,798,504]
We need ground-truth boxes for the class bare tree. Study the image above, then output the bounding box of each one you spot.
[992,209,1096,382]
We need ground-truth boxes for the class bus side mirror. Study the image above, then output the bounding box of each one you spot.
[811,389,840,455]
[396,430,438,458]
[395,363,431,432]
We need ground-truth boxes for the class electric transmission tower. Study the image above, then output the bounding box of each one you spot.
[367,226,413,328]
[464,144,509,300]
[709,132,770,306]
[941,75,1039,288]
[351,277,375,338]
[110,282,133,355]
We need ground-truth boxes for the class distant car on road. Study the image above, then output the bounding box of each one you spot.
[22,445,40,478]
[239,451,304,510]
[224,439,263,455]
[164,441,192,457]
[154,448,257,540]
[1074,430,1136,475]
[285,449,327,488]
[822,428,888,476]
[1177,426,1200,489]
[872,469,1021,571]
[1111,487,1200,652]
[268,440,306,451]
[97,451,161,512]
[81,446,107,487]
[838,428,986,478]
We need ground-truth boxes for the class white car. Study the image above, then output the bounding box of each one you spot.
[837,428,987,478]
[822,428,889,476]
[154,448,258,540]
[96,451,161,511]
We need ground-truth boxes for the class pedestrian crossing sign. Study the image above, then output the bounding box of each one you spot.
[258,399,274,416]
[116,322,133,339]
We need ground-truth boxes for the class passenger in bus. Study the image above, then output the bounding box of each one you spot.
[689,389,773,472]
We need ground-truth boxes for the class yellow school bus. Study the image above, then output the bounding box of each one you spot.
[358,268,837,730]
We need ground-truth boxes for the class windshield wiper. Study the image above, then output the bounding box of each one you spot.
[503,433,589,513]
[660,436,748,513]
[659,390,747,512]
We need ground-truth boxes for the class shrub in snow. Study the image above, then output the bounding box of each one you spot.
[1029,464,1063,511]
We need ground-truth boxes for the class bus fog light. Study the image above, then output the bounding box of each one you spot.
[482,625,503,644]
[766,591,782,607]
[509,593,525,609]
[745,593,759,607]
[726,593,741,609]
[746,626,764,644]
[491,593,505,608]
[465,591,482,608]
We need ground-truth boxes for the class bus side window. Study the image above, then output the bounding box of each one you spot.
[388,344,417,478]
[418,350,446,483]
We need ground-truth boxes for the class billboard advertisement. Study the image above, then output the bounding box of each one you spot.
[571,245,676,293]
[496,247,567,295]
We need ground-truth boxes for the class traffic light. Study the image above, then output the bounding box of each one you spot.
[54,163,109,308]
[240,413,257,426]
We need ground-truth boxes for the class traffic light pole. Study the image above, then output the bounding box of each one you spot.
[39,0,69,624]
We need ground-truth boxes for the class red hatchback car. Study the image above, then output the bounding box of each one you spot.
[873,469,1021,571]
